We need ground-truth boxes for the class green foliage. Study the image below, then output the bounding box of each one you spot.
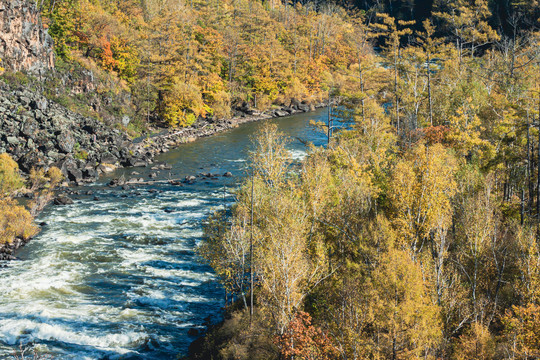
[0,71,30,88]
[42,0,81,60]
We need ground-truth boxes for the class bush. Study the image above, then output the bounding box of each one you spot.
[0,199,39,245]
[0,153,24,196]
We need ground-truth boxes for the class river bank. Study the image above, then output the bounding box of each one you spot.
[129,102,319,169]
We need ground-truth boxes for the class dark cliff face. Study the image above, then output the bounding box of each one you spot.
[0,0,54,72]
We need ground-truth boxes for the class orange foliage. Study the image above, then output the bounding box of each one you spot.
[99,36,117,72]
[277,311,338,360]
[421,125,451,145]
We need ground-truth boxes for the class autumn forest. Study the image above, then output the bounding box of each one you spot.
[20,0,540,358]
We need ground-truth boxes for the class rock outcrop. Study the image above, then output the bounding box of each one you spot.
[0,82,148,184]
[0,0,54,73]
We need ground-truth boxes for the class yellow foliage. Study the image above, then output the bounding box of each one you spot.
[371,248,442,359]
[29,167,64,216]
[453,322,496,360]
[390,142,457,252]
[159,78,208,127]
[0,199,39,245]
[0,153,24,197]
[504,303,540,359]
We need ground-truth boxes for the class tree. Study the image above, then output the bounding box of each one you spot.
[0,154,40,245]
[372,13,415,133]
[416,18,446,126]
[389,142,457,257]
[0,153,24,197]
[434,0,499,63]
[277,311,338,360]
[453,322,496,360]
[371,248,442,359]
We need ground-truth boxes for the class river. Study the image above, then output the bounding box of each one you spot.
[0,109,329,360]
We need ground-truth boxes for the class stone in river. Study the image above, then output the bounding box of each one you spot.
[54,195,74,205]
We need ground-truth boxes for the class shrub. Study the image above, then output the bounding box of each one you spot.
[0,153,24,196]
[0,199,39,245]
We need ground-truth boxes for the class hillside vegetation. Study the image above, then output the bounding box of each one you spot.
[37,0,364,128]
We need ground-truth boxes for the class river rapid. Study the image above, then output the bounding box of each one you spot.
[0,109,329,360]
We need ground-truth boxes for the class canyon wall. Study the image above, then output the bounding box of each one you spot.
[0,0,54,72]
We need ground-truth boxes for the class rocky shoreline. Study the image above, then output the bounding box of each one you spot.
[0,79,320,186]
[131,100,318,161]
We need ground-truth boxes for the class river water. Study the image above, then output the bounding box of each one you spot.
[0,109,328,360]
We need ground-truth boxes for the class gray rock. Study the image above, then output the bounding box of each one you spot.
[83,168,98,180]
[298,104,310,112]
[274,110,288,117]
[30,98,48,111]
[54,196,74,205]
[19,151,44,172]
[100,152,117,164]
[21,119,38,137]
[19,96,31,106]
[57,131,75,153]
[66,166,83,182]
[6,136,20,145]
[59,157,83,182]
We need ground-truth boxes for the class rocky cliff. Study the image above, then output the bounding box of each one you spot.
[0,0,54,72]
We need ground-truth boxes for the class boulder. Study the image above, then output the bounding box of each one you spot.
[298,104,310,112]
[19,151,45,173]
[54,196,74,205]
[109,177,126,187]
[82,125,96,134]
[21,119,39,137]
[100,152,117,164]
[223,172,233,177]
[30,98,48,112]
[83,168,98,180]
[66,166,83,182]
[274,110,288,117]
[282,107,294,114]
[290,98,301,107]
[57,131,75,153]
[159,163,172,170]
[6,136,20,145]
[58,157,83,182]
